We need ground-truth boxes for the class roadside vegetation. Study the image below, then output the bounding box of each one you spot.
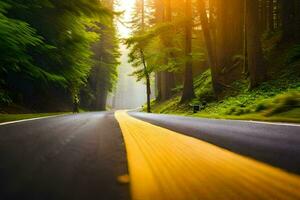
[134,0,300,123]
[0,113,69,123]
[1,0,299,122]
[0,0,119,113]
[149,46,300,123]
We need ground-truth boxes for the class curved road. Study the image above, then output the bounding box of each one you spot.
[130,112,300,174]
[0,111,300,199]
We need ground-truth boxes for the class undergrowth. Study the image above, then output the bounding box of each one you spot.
[150,44,300,123]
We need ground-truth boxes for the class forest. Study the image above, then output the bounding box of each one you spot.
[0,0,299,122]
[0,0,118,113]
[128,0,300,121]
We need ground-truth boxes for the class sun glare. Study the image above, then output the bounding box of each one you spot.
[116,0,135,38]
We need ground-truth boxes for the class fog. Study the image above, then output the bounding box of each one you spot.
[106,0,150,109]
[108,45,147,109]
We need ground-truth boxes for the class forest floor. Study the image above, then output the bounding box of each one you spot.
[149,45,300,124]
[149,97,300,124]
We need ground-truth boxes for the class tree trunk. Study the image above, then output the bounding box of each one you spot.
[215,0,244,84]
[275,0,280,29]
[243,0,248,75]
[295,0,300,42]
[197,0,221,96]
[140,0,151,113]
[140,49,151,113]
[155,72,162,101]
[281,0,295,41]
[154,0,164,101]
[146,73,152,113]
[246,0,266,89]
[268,0,274,31]
[181,0,195,102]
[160,0,175,101]
[260,0,268,32]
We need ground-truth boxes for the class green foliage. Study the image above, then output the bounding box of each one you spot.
[0,90,12,105]
[193,70,214,104]
[125,2,153,82]
[0,2,53,81]
[150,60,300,122]
[80,20,120,110]
[126,1,195,82]
[261,91,300,116]
[0,0,118,112]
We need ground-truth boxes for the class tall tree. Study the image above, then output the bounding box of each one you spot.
[153,0,164,101]
[81,0,119,111]
[280,0,296,41]
[267,0,274,31]
[0,0,112,111]
[160,0,175,101]
[295,0,300,42]
[197,0,220,95]
[141,0,152,113]
[127,0,152,113]
[215,0,244,84]
[181,0,195,102]
[246,0,266,88]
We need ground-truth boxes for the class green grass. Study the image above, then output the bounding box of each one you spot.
[193,108,300,124]
[150,89,300,124]
[0,113,69,123]
[150,50,300,123]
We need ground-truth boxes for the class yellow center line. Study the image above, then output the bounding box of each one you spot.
[115,110,300,200]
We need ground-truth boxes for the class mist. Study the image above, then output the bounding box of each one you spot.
[108,45,147,109]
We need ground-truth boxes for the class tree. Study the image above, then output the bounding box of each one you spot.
[81,0,120,111]
[0,0,113,111]
[197,0,220,95]
[280,0,296,42]
[246,0,266,88]
[294,0,300,42]
[160,0,176,101]
[126,0,152,113]
[181,0,195,102]
[267,0,274,32]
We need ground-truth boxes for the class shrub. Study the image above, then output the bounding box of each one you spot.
[255,102,268,112]
[0,91,12,105]
[264,91,300,116]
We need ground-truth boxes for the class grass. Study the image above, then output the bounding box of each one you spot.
[150,84,300,124]
[149,45,300,124]
[0,113,69,123]
[193,108,300,124]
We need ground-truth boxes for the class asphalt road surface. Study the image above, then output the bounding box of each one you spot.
[130,112,300,175]
[0,112,129,200]
[1,111,300,200]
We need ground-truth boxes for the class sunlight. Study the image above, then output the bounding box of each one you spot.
[109,0,148,109]
[116,0,135,38]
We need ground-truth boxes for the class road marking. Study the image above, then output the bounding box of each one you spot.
[131,112,300,127]
[115,110,300,200]
[0,115,64,126]
[233,119,300,127]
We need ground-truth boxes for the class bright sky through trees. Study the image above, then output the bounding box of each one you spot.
[109,0,148,109]
[116,0,135,38]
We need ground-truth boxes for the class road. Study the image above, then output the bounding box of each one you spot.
[130,112,300,174]
[0,112,129,200]
[1,111,300,200]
